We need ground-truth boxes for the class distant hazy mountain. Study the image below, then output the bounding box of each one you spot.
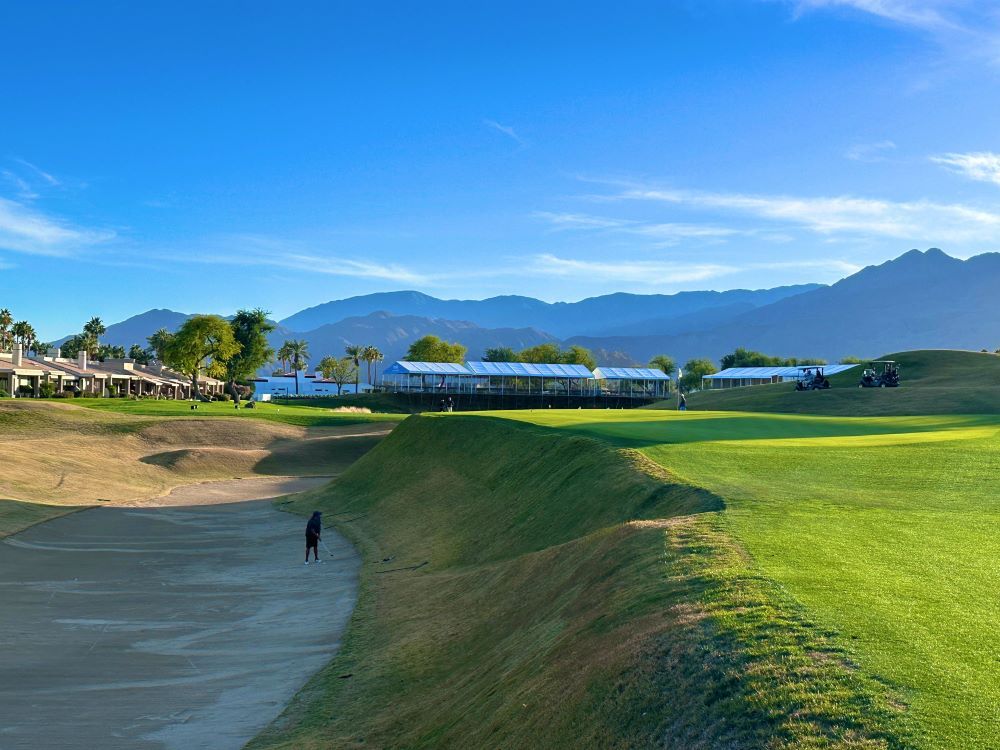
[278,285,822,338]
[66,249,999,372]
[570,249,1000,365]
[268,311,558,369]
[54,309,192,349]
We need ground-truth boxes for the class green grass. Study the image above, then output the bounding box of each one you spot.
[0,499,85,538]
[252,415,915,749]
[73,398,401,427]
[675,350,1000,416]
[500,408,1000,750]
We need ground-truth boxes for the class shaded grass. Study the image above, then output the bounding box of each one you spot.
[0,499,86,538]
[504,408,1000,749]
[251,415,913,749]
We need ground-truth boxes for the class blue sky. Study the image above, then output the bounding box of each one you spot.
[3,1,1000,338]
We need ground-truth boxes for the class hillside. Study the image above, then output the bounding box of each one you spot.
[681,350,1000,416]
[274,311,557,365]
[579,249,1000,364]
[251,415,912,749]
[277,285,821,338]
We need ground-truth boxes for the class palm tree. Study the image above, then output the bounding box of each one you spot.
[361,345,383,386]
[11,321,35,352]
[345,344,363,394]
[277,342,293,374]
[283,339,310,395]
[83,317,106,357]
[0,308,12,351]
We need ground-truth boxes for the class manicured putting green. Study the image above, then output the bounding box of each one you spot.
[494,409,1000,750]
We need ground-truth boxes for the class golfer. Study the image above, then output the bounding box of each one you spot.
[305,511,322,564]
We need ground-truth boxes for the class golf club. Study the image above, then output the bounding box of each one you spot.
[320,538,335,558]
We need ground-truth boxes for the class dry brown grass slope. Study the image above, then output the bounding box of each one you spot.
[0,401,393,536]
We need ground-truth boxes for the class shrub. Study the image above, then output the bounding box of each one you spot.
[38,382,57,398]
[219,393,232,402]
[0,388,9,398]
[17,385,34,397]
[52,391,73,399]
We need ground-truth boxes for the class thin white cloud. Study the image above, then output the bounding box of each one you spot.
[13,158,60,187]
[0,197,115,257]
[192,234,430,284]
[528,254,738,284]
[791,1,956,31]
[845,140,897,162]
[534,211,742,243]
[611,183,1000,243]
[2,170,39,200]
[484,119,525,146]
[752,259,863,274]
[931,151,1000,186]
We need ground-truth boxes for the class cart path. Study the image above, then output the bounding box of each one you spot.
[0,492,358,750]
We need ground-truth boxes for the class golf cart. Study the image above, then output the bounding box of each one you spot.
[794,366,831,391]
[859,360,900,388]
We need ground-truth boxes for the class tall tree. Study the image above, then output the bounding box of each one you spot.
[83,317,106,357]
[225,308,276,395]
[277,342,294,374]
[12,321,36,354]
[362,345,384,385]
[404,335,466,364]
[344,344,363,394]
[0,308,12,350]
[561,344,597,371]
[31,341,52,357]
[319,355,357,396]
[97,344,126,360]
[679,358,717,392]
[147,328,174,361]
[648,354,676,376]
[483,346,516,362]
[162,315,241,399]
[128,344,152,365]
[282,339,310,395]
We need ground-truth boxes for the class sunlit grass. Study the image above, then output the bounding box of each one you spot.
[502,408,1000,749]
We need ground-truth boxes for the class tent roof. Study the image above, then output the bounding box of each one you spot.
[593,367,670,380]
[704,364,858,379]
[383,361,471,375]
[466,361,594,378]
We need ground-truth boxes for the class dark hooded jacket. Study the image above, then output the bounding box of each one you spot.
[306,511,322,540]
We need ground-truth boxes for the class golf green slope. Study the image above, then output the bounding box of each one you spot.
[253,415,914,749]
[502,409,1000,750]
[680,350,1000,416]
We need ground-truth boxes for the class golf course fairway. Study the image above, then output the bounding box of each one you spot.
[498,409,1000,749]
[251,408,1000,749]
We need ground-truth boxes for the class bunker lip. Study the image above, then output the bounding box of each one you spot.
[126,475,333,507]
[0,485,359,750]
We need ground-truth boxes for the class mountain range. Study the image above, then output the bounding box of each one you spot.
[66,249,1000,370]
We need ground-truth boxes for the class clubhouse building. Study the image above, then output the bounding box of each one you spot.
[0,343,224,399]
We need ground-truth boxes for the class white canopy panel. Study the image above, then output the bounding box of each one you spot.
[466,361,595,378]
[594,367,670,380]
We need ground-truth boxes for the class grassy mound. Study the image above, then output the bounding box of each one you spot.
[502,409,1000,749]
[252,415,913,749]
[679,350,1000,416]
